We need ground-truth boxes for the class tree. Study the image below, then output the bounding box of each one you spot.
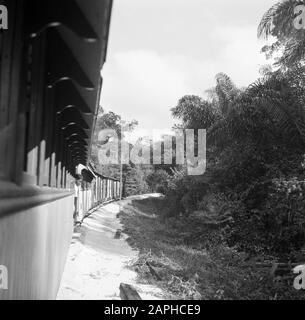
[90,108,138,178]
[171,95,219,130]
[258,0,305,67]
[209,69,305,150]
[167,68,305,254]
[146,170,169,193]
[215,73,240,115]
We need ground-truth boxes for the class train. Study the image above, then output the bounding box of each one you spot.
[74,163,121,222]
[0,0,115,299]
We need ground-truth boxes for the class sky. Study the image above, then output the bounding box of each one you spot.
[100,0,276,131]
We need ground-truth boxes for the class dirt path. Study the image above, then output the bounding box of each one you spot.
[56,194,165,300]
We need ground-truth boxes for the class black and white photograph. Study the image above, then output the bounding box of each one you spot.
[1,0,305,305]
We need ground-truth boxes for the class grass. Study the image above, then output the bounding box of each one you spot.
[118,196,305,300]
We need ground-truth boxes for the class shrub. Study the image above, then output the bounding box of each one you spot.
[161,169,210,217]
[146,170,170,193]
[227,177,305,257]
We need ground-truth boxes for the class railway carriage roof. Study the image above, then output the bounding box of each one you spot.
[24,0,113,170]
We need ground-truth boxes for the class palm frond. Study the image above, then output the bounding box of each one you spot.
[209,71,305,150]
[258,1,283,39]
[215,73,240,115]
[258,0,298,40]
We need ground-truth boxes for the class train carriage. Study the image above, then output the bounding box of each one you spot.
[0,0,117,299]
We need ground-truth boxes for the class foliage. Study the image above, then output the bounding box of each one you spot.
[226,175,305,257]
[258,0,305,67]
[146,170,170,194]
[159,63,305,259]
[124,165,153,196]
[171,95,220,130]
[120,196,305,300]
[209,69,305,151]
[156,168,210,217]
[90,109,153,196]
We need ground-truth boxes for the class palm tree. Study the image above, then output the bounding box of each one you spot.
[258,0,305,67]
[215,73,241,114]
[208,70,305,149]
[171,95,220,130]
[172,68,305,151]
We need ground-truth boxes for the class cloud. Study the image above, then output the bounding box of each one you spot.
[100,25,269,130]
[100,50,192,130]
[208,25,268,86]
